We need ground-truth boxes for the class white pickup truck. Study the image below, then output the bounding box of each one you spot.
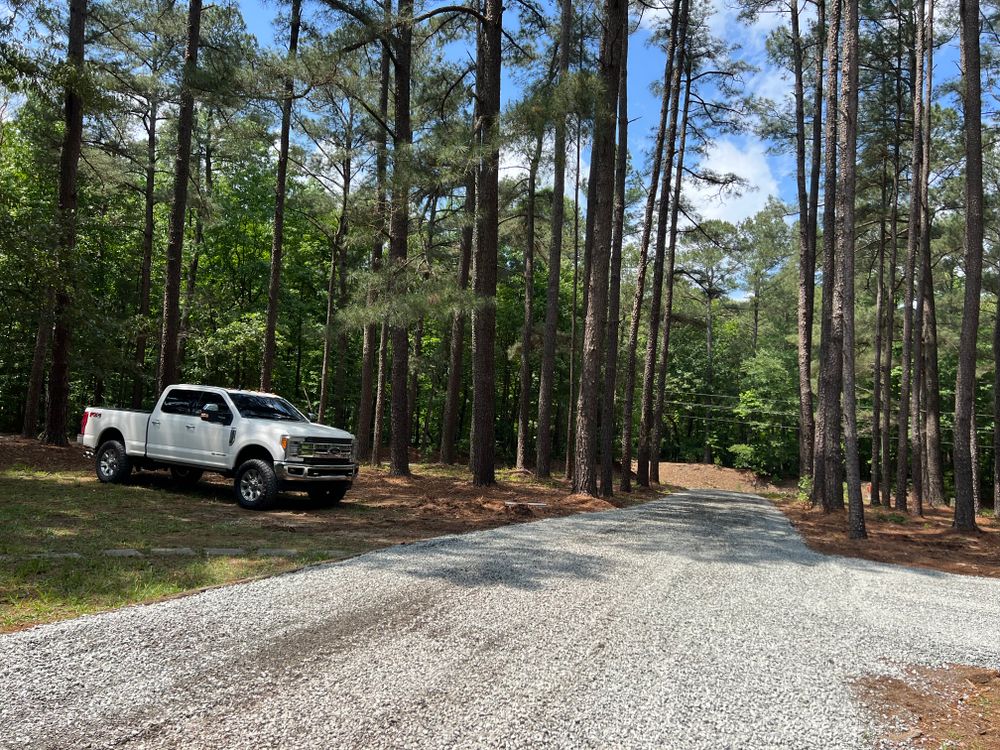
[77,385,358,510]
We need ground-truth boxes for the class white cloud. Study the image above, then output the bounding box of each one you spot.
[684,138,780,224]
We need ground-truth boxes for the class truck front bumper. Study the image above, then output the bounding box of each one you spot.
[274,462,358,482]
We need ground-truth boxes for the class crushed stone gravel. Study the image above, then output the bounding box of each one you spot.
[1,490,997,749]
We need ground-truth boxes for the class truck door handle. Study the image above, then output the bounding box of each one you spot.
[150,420,161,426]
[186,424,196,430]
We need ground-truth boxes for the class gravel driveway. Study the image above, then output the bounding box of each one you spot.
[2,491,998,749]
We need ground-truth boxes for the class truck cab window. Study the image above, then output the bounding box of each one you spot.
[161,389,201,415]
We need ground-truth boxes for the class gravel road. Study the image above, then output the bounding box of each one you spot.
[2,491,998,749]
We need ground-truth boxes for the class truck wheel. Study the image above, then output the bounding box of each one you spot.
[307,483,349,506]
[170,466,204,486]
[96,440,132,484]
[234,459,278,510]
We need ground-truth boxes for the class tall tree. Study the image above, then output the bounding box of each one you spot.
[469,0,502,486]
[516,132,543,470]
[156,0,202,394]
[599,28,629,496]
[260,0,302,392]
[811,0,842,511]
[43,0,87,445]
[953,0,983,531]
[571,0,627,495]
[835,0,865,538]
[535,0,572,478]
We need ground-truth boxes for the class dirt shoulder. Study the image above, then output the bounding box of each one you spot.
[859,664,1000,749]
[772,496,1000,579]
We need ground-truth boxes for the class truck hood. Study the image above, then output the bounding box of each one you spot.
[280,422,354,441]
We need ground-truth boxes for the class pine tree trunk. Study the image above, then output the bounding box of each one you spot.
[599,33,628,497]
[893,0,925,512]
[440,170,475,464]
[872,162,888,506]
[260,0,301,392]
[971,402,981,514]
[357,37,390,459]
[131,97,158,408]
[953,0,983,531]
[469,0,503,486]
[811,0,843,510]
[619,41,671,493]
[157,0,202,395]
[44,0,87,446]
[651,66,692,484]
[388,0,414,476]
[535,0,572,479]
[791,0,816,480]
[516,136,543,470]
[636,0,685,486]
[837,0,867,539]
[572,0,627,495]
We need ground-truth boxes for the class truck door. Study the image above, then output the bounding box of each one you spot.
[146,387,202,464]
[190,391,235,469]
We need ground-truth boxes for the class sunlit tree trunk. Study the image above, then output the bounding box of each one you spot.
[572,0,627,495]
[131,96,158,408]
[619,46,670,493]
[599,33,628,497]
[811,0,843,510]
[837,0,866,538]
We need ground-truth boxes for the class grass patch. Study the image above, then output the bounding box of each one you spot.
[0,555,305,632]
[875,511,908,524]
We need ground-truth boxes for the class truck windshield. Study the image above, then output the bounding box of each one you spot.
[227,393,306,422]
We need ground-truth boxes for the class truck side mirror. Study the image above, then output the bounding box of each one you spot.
[200,403,219,422]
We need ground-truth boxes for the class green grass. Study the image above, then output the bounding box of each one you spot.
[874,511,908,524]
[0,467,377,632]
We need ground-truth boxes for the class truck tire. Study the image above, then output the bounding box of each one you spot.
[95,440,132,484]
[170,466,204,486]
[234,459,278,510]
[307,483,349,506]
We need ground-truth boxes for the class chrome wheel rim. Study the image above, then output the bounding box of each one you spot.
[240,469,263,503]
[99,449,118,478]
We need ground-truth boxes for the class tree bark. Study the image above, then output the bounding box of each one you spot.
[599,31,628,497]
[953,0,983,531]
[572,0,627,495]
[371,321,389,465]
[44,0,87,446]
[992,296,1000,515]
[619,42,672,493]
[893,0,925,512]
[469,0,502,486]
[535,0,572,478]
[388,0,414,476]
[651,65,692,484]
[836,0,866,538]
[791,0,816,480]
[810,0,843,510]
[156,0,202,395]
[516,135,543,470]
[636,0,684,486]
